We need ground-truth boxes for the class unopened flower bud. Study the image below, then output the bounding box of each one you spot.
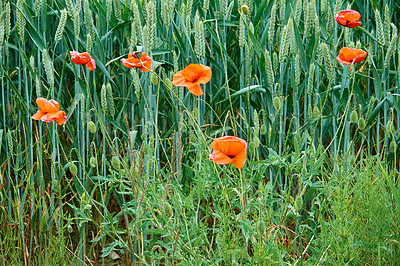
[90,156,97,168]
[88,121,96,133]
[111,156,120,170]
[273,96,281,111]
[69,162,77,175]
[350,110,358,123]
[358,117,366,131]
[241,4,249,15]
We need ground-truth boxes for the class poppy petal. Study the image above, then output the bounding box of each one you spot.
[172,71,187,86]
[209,150,234,165]
[335,10,361,28]
[85,57,96,71]
[70,51,91,65]
[36,98,59,113]
[187,84,203,96]
[195,65,212,84]
[31,110,46,120]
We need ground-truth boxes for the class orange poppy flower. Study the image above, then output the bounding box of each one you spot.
[70,51,96,71]
[121,52,152,72]
[209,136,247,169]
[335,10,361,28]
[337,47,367,67]
[172,64,212,96]
[31,98,67,125]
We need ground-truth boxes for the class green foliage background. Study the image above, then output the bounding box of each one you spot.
[0,0,400,264]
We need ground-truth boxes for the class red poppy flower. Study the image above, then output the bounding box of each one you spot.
[70,51,96,70]
[335,10,362,28]
[172,64,212,96]
[337,47,367,66]
[209,136,247,169]
[31,98,67,125]
[121,52,152,72]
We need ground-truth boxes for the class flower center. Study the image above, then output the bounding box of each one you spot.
[227,155,235,159]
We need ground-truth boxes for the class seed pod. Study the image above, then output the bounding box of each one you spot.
[90,156,97,168]
[111,156,120,170]
[358,117,366,131]
[273,96,281,111]
[69,162,77,175]
[350,110,358,123]
[88,121,96,133]
[256,221,266,235]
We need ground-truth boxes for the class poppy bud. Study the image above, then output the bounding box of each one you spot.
[88,121,96,133]
[350,110,358,123]
[253,136,260,148]
[112,156,121,170]
[260,124,267,135]
[349,154,356,165]
[193,107,199,118]
[69,162,77,175]
[68,225,73,233]
[313,106,321,119]
[164,202,173,217]
[358,117,366,131]
[390,140,397,153]
[273,96,281,111]
[256,221,266,235]
[164,78,173,90]
[90,156,97,168]
[294,195,303,212]
[151,73,159,85]
[241,4,249,15]
[386,120,394,133]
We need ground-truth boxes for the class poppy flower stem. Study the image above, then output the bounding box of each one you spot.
[240,169,246,208]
